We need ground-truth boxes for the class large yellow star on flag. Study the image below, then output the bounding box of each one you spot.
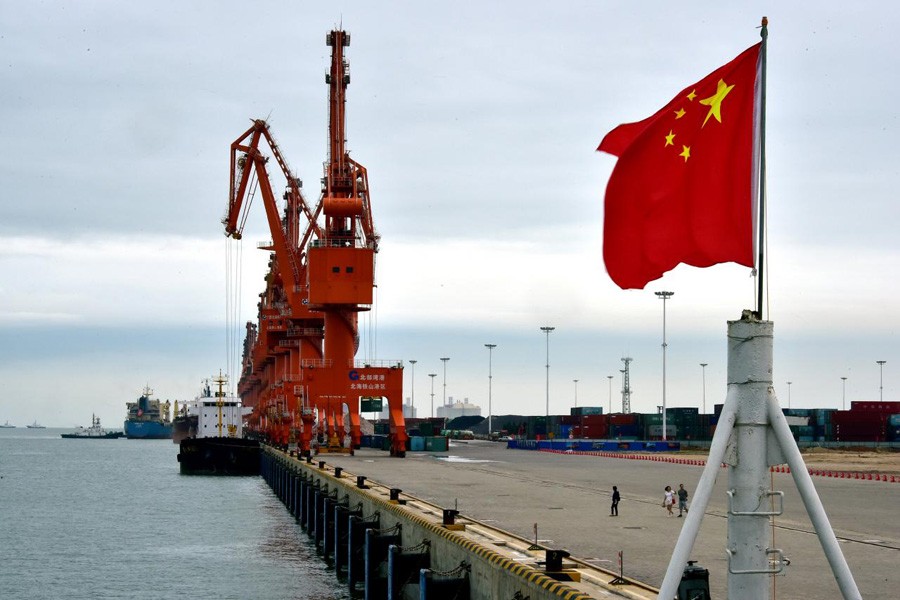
[699,78,734,126]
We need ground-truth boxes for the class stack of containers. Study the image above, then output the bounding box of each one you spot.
[609,413,639,440]
[832,401,899,442]
[812,408,835,442]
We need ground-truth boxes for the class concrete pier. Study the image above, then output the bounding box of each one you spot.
[262,446,658,599]
[314,440,899,600]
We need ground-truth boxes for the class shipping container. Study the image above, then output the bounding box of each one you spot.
[424,436,449,452]
[851,401,900,412]
[611,424,640,438]
[581,414,607,425]
[409,436,425,452]
[610,413,638,425]
[645,414,662,425]
[645,424,677,439]
[571,406,604,416]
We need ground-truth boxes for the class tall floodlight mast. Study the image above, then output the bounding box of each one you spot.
[621,357,633,414]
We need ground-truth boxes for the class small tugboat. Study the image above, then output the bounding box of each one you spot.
[0,421,15,428]
[61,414,124,439]
[176,373,259,475]
[26,421,46,429]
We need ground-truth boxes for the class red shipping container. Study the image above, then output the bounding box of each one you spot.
[609,413,637,425]
[850,401,900,412]
[581,415,606,425]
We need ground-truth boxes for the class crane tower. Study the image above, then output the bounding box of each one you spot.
[621,357,633,414]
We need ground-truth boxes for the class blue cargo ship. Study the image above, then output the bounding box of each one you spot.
[124,386,173,439]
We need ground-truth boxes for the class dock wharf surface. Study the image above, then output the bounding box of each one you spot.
[314,440,899,599]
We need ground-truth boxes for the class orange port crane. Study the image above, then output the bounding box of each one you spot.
[224,29,408,457]
[225,121,324,451]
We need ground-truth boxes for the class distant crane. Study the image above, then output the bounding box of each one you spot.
[621,357,633,414]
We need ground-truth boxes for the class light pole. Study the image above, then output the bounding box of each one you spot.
[877,360,886,402]
[655,291,674,441]
[607,375,613,415]
[787,381,792,408]
[485,344,496,436]
[409,359,417,416]
[573,379,579,408]
[841,376,847,411]
[428,373,437,418]
[700,363,708,414]
[540,326,555,425]
[440,357,450,410]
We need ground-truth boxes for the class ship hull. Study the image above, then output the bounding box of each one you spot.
[124,420,173,439]
[171,416,198,444]
[61,432,125,439]
[177,437,260,476]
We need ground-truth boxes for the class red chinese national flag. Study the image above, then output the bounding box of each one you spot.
[598,43,761,289]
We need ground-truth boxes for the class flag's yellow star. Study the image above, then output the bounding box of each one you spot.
[686,89,697,101]
[664,130,675,147]
[699,78,734,126]
[674,108,686,119]
[680,145,691,162]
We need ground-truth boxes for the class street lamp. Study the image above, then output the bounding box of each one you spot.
[655,291,674,440]
[841,376,847,411]
[409,359,417,415]
[877,360,886,402]
[573,379,579,408]
[485,344,496,436]
[787,381,792,408]
[440,358,450,410]
[700,363,708,414]
[540,326,555,424]
[607,375,613,415]
[428,373,437,418]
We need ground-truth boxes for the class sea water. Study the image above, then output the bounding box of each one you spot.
[0,428,351,600]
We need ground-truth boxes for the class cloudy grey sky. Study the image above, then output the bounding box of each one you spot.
[2,1,899,427]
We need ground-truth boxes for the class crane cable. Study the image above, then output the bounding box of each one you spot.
[225,235,243,396]
[225,168,259,395]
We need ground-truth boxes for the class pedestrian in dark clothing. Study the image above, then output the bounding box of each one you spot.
[677,483,689,517]
[611,485,620,516]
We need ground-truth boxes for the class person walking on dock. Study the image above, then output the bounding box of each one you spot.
[610,485,620,516]
[677,483,689,517]
[663,485,675,516]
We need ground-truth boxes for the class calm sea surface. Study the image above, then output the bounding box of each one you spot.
[0,428,351,600]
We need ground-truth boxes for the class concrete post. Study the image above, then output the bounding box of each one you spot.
[726,318,773,597]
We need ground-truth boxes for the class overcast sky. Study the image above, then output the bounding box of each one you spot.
[2,1,899,427]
